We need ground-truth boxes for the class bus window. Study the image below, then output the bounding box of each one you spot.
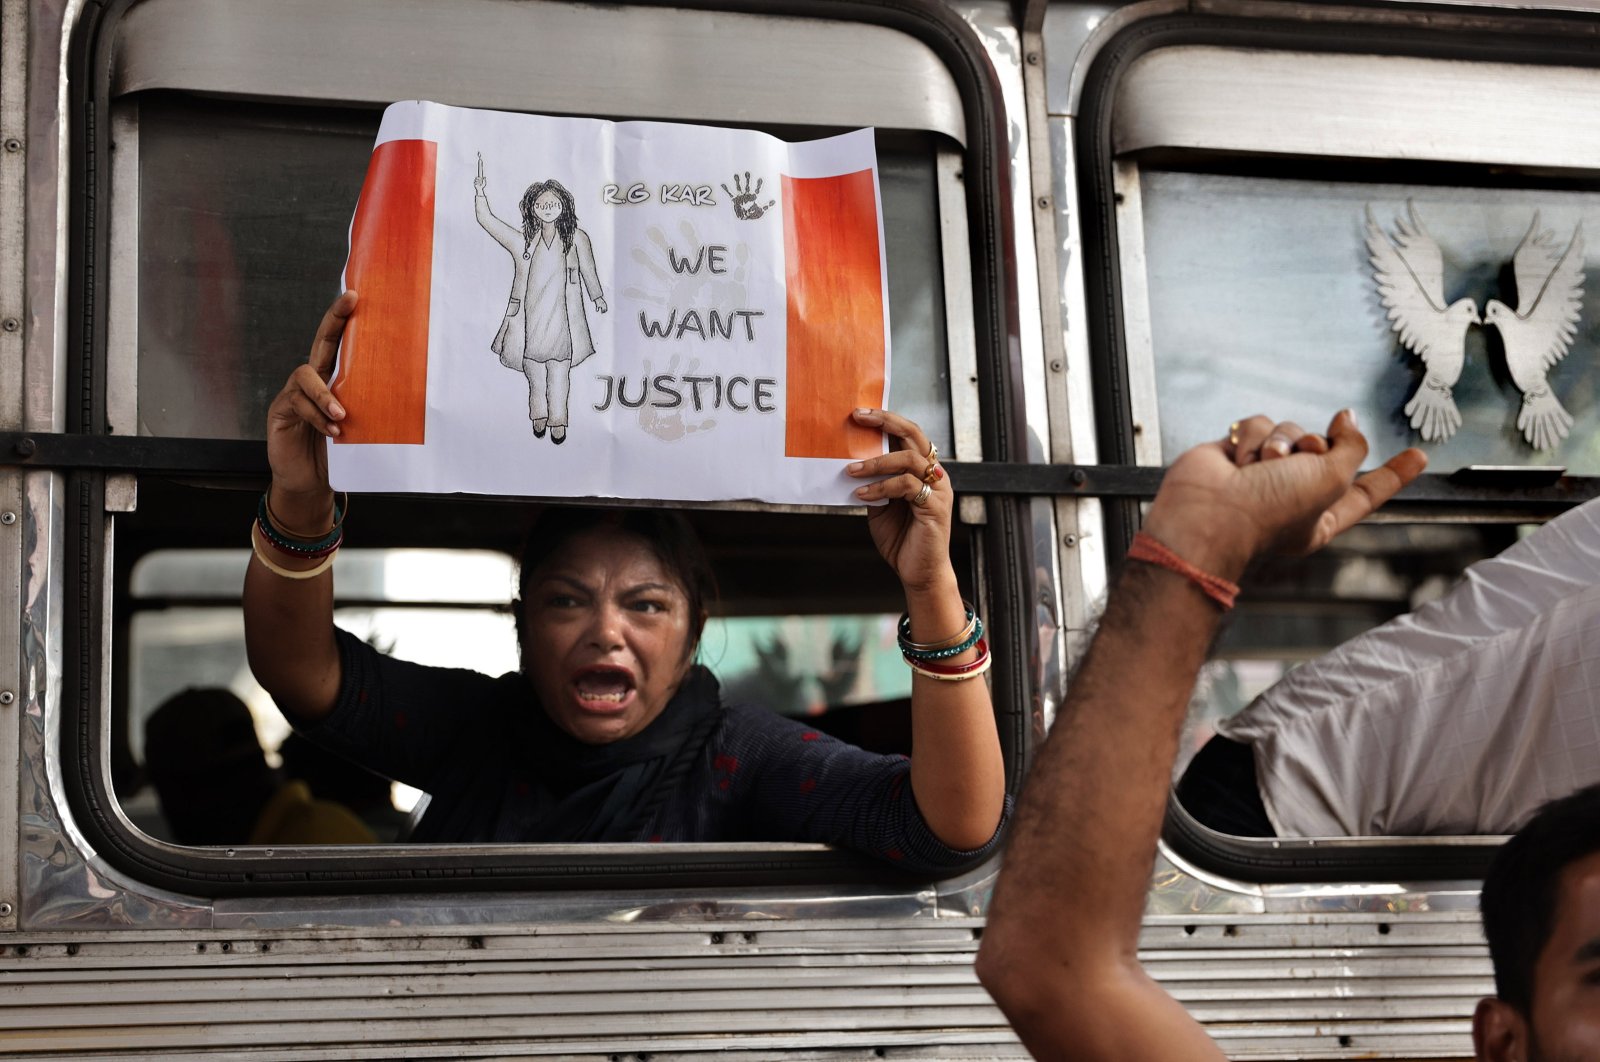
[71,0,1022,895]
[118,532,925,847]
[1077,30,1600,871]
[1131,168,1600,472]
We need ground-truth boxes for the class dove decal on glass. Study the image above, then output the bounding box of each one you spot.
[1366,203,1481,443]
[1482,213,1586,453]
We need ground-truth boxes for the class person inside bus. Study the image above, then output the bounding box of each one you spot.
[240,292,1007,866]
[1176,426,1600,836]
[278,731,411,842]
[144,687,375,846]
[975,411,1600,1061]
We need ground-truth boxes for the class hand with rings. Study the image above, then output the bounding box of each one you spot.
[846,408,955,596]
[1223,414,1333,468]
[1145,410,1426,584]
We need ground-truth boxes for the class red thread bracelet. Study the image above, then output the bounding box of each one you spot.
[1126,532,1239,610]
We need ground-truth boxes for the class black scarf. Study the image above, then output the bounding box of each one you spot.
[410,664,724,844]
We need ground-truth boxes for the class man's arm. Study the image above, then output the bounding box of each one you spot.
[975,412,1425,1062]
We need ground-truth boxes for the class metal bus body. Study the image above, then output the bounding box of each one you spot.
[3,0,1594,1056]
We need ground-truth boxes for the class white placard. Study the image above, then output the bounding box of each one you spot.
[328,101,890,504]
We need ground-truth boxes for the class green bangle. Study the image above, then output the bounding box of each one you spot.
[258,491,346,553]
[898,612,984,661]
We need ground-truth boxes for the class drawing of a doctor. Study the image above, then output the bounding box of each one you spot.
[475,156,607,444]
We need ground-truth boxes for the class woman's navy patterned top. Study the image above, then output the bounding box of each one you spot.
[295,630,1008,873]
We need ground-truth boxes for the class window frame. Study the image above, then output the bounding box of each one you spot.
[1073,10,1600,882]
[61,0,1035,899]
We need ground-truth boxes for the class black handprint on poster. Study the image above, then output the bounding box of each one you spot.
[722,172,776,221]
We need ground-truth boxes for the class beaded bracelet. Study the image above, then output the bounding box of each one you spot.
[899,615,984,662]
[905,638,990,675]
[250,521,338,580]
[259,491,347,553]
[256,516,343,559]
[905,639,992,682]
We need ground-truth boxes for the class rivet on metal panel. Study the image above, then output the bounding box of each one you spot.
[1063,534,1078,548]
[0,511,14,524]
[0,903,11,917]
[0,692,13,705]
[1133,423,1144,435]
[2,139,18,154]
[1036,196,1050,210]
[1048,359,1062,372]
[1,317,18,332]
[1070,469,1087,486]
[1025,52,1040,65]
[11,438,32,458]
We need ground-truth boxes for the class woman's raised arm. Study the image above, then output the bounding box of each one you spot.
[242,292,356,723]
[473,172,521,255]
[846,408,1006,851]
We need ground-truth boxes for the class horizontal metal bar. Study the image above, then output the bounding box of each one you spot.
[954,463,1600,510]
[946,461,1164,497]
[0,431,267,477]
[5,432,1597,509]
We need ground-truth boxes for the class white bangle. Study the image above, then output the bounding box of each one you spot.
[251,522,337,581]
[904,652,993,682]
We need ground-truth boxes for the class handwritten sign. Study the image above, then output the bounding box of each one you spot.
[328,101,890,504]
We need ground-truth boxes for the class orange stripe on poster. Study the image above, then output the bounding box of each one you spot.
[331,139,437,445]
[782,169,886,459]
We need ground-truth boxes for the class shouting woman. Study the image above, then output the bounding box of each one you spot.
[241,294,1008,867]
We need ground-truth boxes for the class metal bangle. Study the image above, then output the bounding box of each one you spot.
[897,603,977,652]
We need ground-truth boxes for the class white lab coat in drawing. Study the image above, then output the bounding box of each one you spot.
[475,195,604,371]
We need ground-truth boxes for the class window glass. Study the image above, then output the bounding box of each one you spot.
[126,548,521,762]
[132,97,954,450]
[1138,169,1600,471]
[135,99,375,440]
[1173,523,1520,820]
[706,614,910,715]
[121,546,913,845]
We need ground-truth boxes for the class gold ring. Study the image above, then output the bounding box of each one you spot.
[925,442,938,464]
[921,460,941,484]
[911,482,933,507]
[1228,421,1241,446]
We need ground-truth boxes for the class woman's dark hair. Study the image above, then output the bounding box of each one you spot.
[519,179,578,256]
[512,507,716,658]
[1480,782,1600,1012]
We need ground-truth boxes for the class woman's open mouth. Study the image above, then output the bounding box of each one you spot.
[570,665,636,713]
